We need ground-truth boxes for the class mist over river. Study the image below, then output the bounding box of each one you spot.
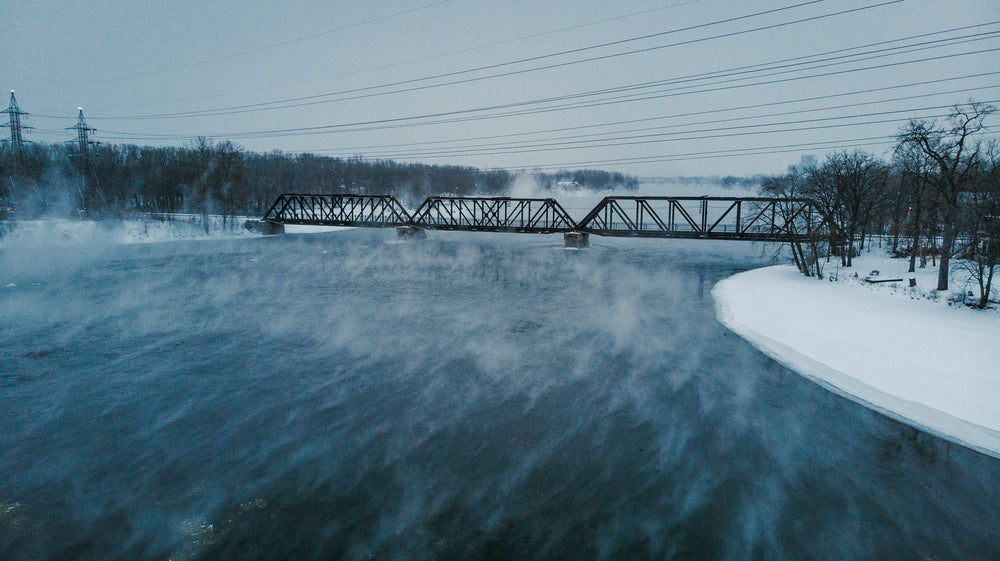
[2,229,998,560]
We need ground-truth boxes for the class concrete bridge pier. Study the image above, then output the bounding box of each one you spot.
[244,220,285,235]
[397,226,427,239]
[564,232,589,248]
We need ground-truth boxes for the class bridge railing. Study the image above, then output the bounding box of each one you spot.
[263,194,412,227]
[411,197,577,233]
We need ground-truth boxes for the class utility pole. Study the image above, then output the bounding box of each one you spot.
[68,107,99,212]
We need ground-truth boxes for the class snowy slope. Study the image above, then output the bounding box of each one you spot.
[713,265,1000,458]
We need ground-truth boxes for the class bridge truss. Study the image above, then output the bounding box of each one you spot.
[263,194,412,227]
[411,197,576,233]
[259,193,826,243]
[577,196,823,241]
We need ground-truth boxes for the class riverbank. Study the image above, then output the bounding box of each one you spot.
[0,216,345,246]
[713,259,1000,458]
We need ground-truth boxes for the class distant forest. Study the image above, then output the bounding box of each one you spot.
[0,138,638,218]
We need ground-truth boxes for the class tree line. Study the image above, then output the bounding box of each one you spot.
[761,102,998,308]
[0,137,637,219]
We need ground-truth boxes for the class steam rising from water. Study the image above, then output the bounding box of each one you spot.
[1,230,998,560]
[506,173,761,223]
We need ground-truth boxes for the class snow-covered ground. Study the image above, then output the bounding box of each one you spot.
[0,216,251,246]
[713,250,1000,458]
[0,216,346,247]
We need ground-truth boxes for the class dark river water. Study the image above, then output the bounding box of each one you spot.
[2,229,998,560]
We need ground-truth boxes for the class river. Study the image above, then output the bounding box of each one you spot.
[2,229,998,560]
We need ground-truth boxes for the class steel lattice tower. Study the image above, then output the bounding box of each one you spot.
[68,107,100,211]
[2,90,32,154]
[70,107,97,154]
[2,91,32,205]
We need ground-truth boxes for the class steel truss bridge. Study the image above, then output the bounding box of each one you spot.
[259,193,825,243]
[577,196,821,241]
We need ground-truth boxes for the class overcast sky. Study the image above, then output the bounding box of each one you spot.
[2,0,997,177]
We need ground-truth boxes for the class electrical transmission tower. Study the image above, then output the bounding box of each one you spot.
[69,107,100,212]
[2,90,32,206]
[70,107,97,155]
[2,90,31,153]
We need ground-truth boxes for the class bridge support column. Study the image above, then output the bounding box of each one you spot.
[244,220,284,235]
[564,232,589,248]
[396,226,426,239]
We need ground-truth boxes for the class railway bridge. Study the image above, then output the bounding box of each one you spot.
[251,193,826,248]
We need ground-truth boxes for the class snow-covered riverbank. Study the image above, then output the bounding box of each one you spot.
[0,216,253,246]
[0,217,345,246]
[713,260,1000,458]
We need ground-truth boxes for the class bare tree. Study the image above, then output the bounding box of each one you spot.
[897,101,996,290]
[804,150,888,267]
[760,169,826,278]
[958,140,1000,308]
[892,144,937,273]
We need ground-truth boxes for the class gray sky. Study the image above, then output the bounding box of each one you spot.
[2,0,998,177]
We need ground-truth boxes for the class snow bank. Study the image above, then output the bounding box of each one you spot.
[0,217,349,247]
[713,265,1000,458]
[0,217,255,246]
[283,224,349,235]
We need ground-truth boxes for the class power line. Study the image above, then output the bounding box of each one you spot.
[93,21,998,122]
[86,33,1000,143]
[336,104,990,160]
[95,98,996,166]
[87,0,872,120]
[350,134,944,173]
[15,4,991,177]
[318,85,1000,156]
[31,0,456,93]
[30,8,987,147]
[328,78,1000,151]
[429,46,1000,130]
[106,45,994,142]
[299,71,998,143]
[77,0,703,114]
[325,134,901,171]
[520,136,902,171]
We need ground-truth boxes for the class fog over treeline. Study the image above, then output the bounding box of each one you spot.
[0,138,638,217]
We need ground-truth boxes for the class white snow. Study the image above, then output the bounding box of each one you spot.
[713,256,1000,458]
[0,216,350,247]
[0,216,255,246]
[283,224,348,234]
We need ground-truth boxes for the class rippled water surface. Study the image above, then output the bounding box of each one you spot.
[2,230,998,560]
